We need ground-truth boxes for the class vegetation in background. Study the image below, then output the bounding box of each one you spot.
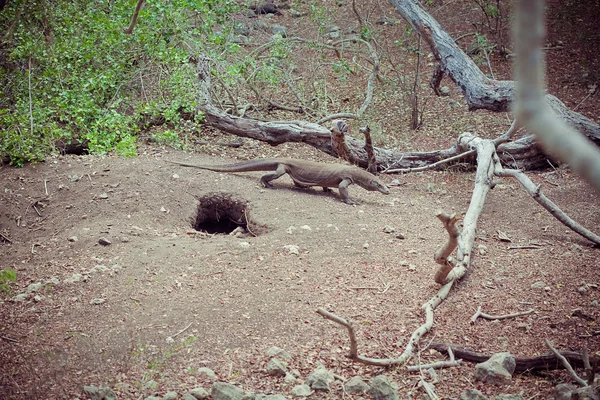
[0,0,239,165]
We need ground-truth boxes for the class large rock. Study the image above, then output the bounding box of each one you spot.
[211,382,245,400]
[265,358,287,376]
[475,352,516,385]
[367,375,398,400]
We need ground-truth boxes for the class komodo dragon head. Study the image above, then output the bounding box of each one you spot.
[352,169,390,195]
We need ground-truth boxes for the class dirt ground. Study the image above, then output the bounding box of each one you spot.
[2,0,600,399]
[1,141,599,399]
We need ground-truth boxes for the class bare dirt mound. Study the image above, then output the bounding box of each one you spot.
[1,144,599,399]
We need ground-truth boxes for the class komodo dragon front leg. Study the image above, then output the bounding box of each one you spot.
[259,163,286,188]
[338,178,356,205]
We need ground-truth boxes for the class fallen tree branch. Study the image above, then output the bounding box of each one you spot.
[495,159,600,246]
[407,346,462,372]
[545,339,588,387]
[470,306,534,324]
[430,343,600,373]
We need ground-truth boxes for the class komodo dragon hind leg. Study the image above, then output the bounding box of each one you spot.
[260,163,286,188]
[338,178,356,205]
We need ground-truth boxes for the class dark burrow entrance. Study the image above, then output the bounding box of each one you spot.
[192,192,263,235]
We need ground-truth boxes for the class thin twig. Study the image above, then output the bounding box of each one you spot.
[171,322,193,339]
[44,179,48,196]
[1,335,18,343]
[471,307,534,324]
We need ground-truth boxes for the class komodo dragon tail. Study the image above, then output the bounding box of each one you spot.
[166,159,280,172]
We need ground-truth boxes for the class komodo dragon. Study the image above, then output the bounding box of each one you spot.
[167,158,390,204]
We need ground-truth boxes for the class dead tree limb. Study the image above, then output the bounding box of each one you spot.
[433,212,459,284]
[431,343,600,373]
[360,125,378,174]
[545,340,588,387]
[387,0,600,152]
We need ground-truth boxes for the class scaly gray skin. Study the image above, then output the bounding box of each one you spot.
[167,158,390,204]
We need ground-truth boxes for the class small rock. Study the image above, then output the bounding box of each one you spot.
[91,265,109,274]
[474,352,516,385]
[266,346,292,360]
[188,387,210,399]
[121,236,130,243]
[494,394,523,400]
[291,384,312,397]
[460,388,489,400]
[367,375,399,400]
[65,273,85,283]
[211,382,244,400]
[531,281,546,289]
[408,264,417,271]
[284,245,300,255]
[11,293,29,302]
[33,295,42,302]
[345,376,369,394]
[45,277,60,286]
[98,237,112,246]
[395,233,406,239]
[440,86,451,96]
[592,300,599,307]
[90,298,106,305]
[286,226,297,234]
[363,242,369,249]
[271,25,287,37]
[578,285,589,295]
[172,174,180,179]
[68,236,79,242]
[478,244,488,255]
[383,225,395,233]
[266,358,288,376]
[163,392,178,400]
[300,225,312,231]
[306,366,334,391]
[239,241,251,249]
[284,373,297,384]
[26,282,43,293]
[182,394,198,400]
[98,193,108,199]
[198,367,217,380]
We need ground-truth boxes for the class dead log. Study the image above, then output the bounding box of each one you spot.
[388,0,600,145]
[430,343,600,373]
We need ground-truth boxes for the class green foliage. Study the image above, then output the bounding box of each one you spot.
[0,0,240,165]
[0,269,17,294]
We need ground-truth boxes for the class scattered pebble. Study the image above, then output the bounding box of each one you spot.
[68,236,78,242]
[98,237,112,246]
[90,298,106,305]
[98,193,108,199]
[284,245,300,255]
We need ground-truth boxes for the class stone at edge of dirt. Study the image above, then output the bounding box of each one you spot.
[291,384,312,397]
[189,387,210,399]
[460,388,490,400]
[182,394,198,400]
[367,375,399,400]
[82,385,117,400]
[266,357,288,376]
[266,346,292,360]
[211,381,245,400]
[345,376,369,394]
[305,365,334,391]
[555,383,577,400]
[163,391,178,400]
[494,394,523,400]
[474,352,516,385]
[198,367,217,380]
[144,397,161,400]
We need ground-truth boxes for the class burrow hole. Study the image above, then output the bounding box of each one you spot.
[193,192,263,235]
